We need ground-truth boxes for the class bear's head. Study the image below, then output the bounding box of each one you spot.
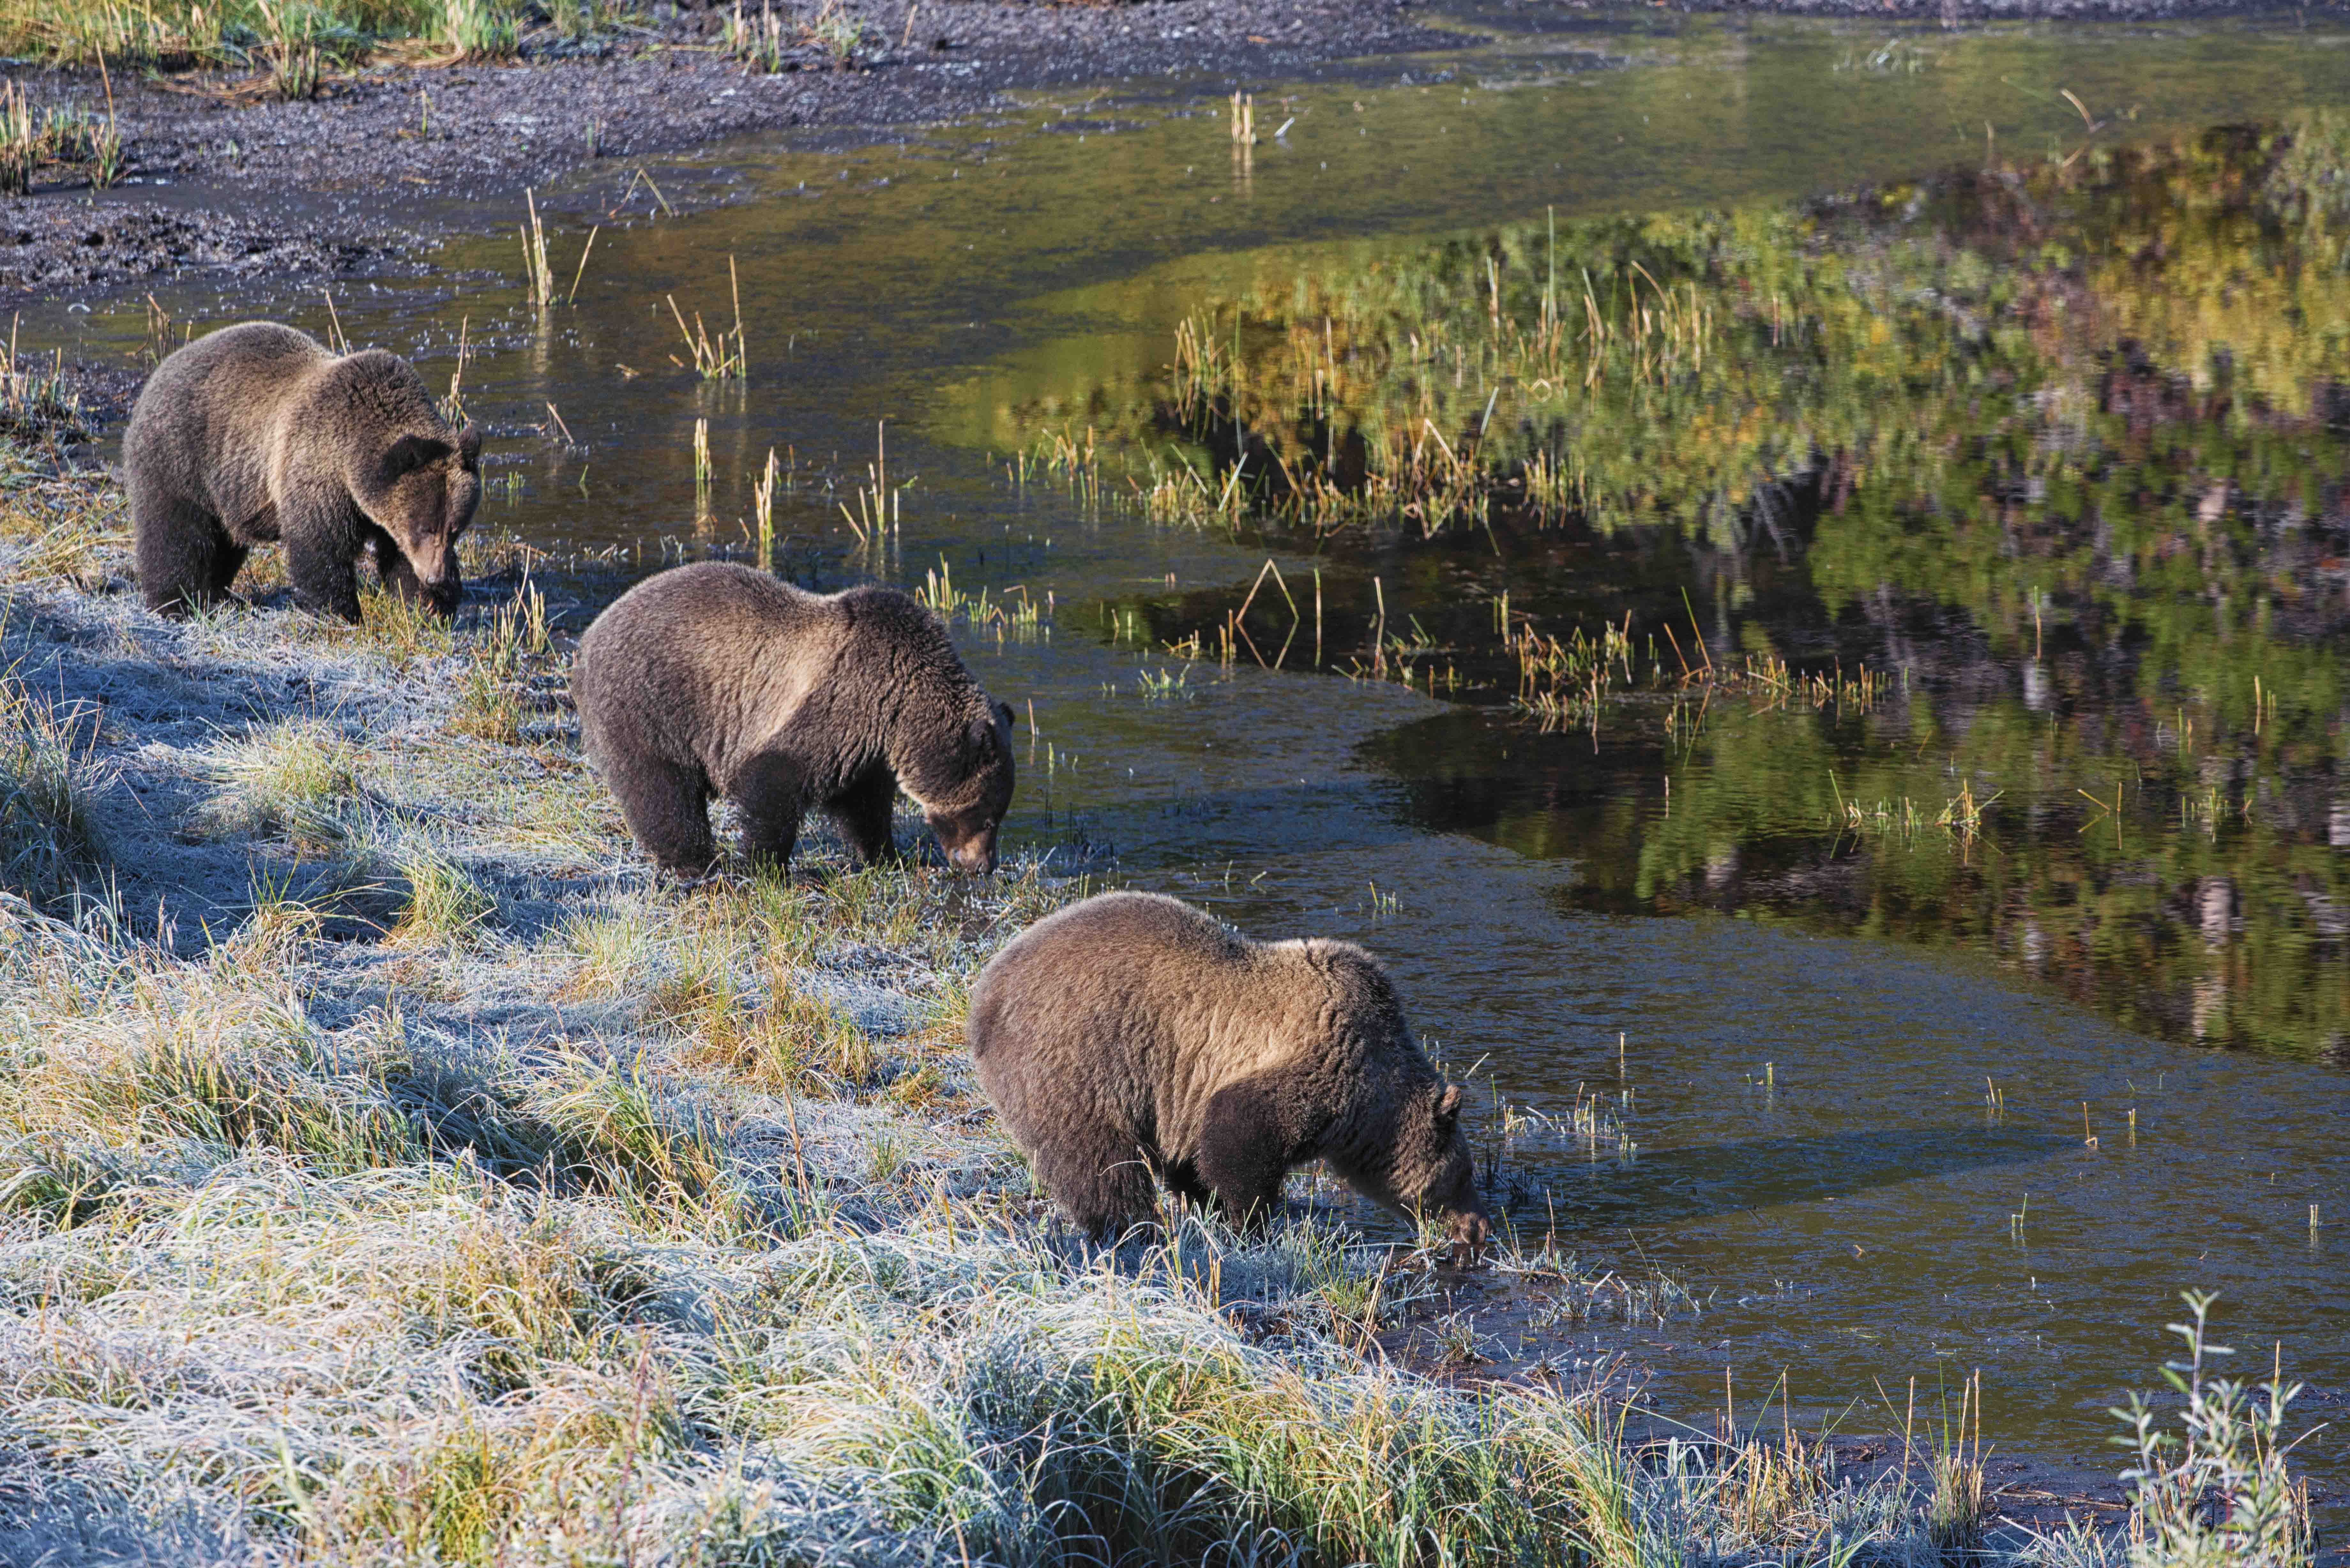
[1312,946,1491,1263]
[915,698,1016,875]
[336,351,482,615]
[1389,1079,1490,1265]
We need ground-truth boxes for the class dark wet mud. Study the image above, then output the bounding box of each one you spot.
[1,0,1463,300]
[0,197,385,301]
[9,0,2349,302]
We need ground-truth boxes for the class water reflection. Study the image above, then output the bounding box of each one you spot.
[1549,1126,2076,1228]
[1025,124,2350,1065]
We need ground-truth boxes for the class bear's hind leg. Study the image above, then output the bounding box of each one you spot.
[610,755,718,875]
[1160,1158,1217,1214]
[823,765,901,867]
[209,541,250,599]
[134,494,239,616]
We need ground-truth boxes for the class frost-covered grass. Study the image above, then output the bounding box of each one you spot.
[0,668,106,912]
[0,442,2320,1566]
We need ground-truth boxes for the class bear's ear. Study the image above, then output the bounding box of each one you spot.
[456,423,482,465]
[1436,1084,1462,1125]
[384,433,451,478]
[967,714,999,756]
[993,698,1016,732]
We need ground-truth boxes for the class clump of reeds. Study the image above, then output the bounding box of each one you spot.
[806,0,866,66]
[519,189,596,307]
[721,0,864,70]
[723,0,788,69]
[911,555,1044,636]
[692,416,712,519]
[839,421,907,543]
[251,0,322,97]
[667,258,748,380]
[0,321,91,441]
[753,446,780,571]
[0,80,124,193]
[441,0,517,59]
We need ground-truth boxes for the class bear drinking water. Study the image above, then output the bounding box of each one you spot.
[124,322,482,621]
[572,562,1016,876]
[967,890,1490,1256]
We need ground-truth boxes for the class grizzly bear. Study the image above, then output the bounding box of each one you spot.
[572,561,1016,876]
[123,321,481,621]
[967,891,1490,1255]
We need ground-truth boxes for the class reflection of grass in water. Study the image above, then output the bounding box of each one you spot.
[1062,118,2350,1062]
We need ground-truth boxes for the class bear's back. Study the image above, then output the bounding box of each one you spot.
[125,323,332,506]
[969,892,1285,1110]
[574,562,851,774]
[581,562,837,678]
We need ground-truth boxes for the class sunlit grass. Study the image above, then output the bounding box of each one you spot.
[192,717,362,852]
[0,0,514,65]
[0,426,2324,1568]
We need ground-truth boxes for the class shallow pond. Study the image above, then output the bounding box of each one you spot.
[30,5,2350,1517]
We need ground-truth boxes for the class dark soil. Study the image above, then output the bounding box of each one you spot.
[4,0,2341,303]
[1,0,1462,302]
[0,198,386,301]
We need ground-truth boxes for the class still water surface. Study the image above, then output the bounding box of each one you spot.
[34,8,2350,1508]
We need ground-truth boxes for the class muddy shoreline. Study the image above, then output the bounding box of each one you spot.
[2,0,1466,303]
[10,0,2348,305]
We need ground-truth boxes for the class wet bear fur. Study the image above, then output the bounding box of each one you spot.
[967,891,1490,1252]
[572,561,1016,876]
[124,321,481,621]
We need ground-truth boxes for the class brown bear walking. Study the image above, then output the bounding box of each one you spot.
[968,891,1490,1255]
[124,322,481,621]
[572,562,1016,876]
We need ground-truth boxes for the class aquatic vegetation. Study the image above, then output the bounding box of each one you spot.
[0,80,123,193]
[2031,1292,2317,1568]
[666,258,749,381]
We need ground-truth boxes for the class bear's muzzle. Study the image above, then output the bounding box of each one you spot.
[946,830,998,876]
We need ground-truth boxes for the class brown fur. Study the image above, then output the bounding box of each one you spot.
[967,891,1489,1252]
[572,562,1016,876]
[123,321,481,621]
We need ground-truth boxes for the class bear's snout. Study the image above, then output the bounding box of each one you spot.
[945,829,998,876]
[1448,1206,1491,1266]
